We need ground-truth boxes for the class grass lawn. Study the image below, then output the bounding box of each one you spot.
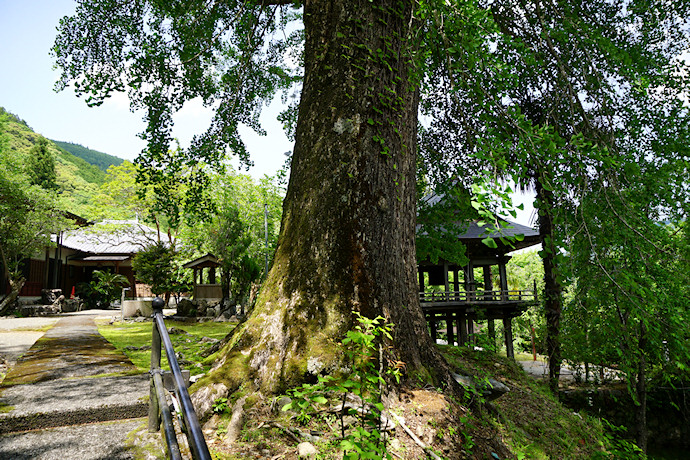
[97,319,235,375]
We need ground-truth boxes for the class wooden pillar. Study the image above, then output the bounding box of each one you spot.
[458,314,468,346]
[210,266,216,284]
[453,268,460,300]
[498,258,509,301]
[488,319,496,350]
[418,267,425,292]
[468,317,475,345]
[483,266,493,300]
[44,248,50,288]
[428,313,437,343]
[445,311,454,346]
[503,315,515,359]
[443,263,450,301]
[465,262,475,301]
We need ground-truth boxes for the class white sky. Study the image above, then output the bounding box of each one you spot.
[0,0,535,226]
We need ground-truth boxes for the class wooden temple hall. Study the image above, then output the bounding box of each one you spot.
[418,219,541,359]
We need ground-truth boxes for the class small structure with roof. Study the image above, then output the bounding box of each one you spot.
[182,254,223,300]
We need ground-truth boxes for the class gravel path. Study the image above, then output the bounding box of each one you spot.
[0,331,46,364]
[0,316,60,368]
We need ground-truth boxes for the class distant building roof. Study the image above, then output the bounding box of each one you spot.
[60,220,167,255]
[80,255,130,262]
[457,218,539,241]
[183,253,220,269]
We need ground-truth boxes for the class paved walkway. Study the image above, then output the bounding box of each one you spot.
[0,313,159,459]
[517,358,623,384]
[517,358,576,382]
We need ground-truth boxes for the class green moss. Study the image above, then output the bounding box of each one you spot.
[97,319,235,375]
[9,323,57,333]
[439,346,614,459]
[1,334,137,386]
[199,350,252,392]
[124,420,166,459]
[0,403,14,413]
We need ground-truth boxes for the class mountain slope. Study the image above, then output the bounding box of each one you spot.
[0,107,104,215]
[52,140,124,172]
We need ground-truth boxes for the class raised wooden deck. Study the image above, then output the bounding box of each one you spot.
[420,289,537,315]
[420,289,538,357]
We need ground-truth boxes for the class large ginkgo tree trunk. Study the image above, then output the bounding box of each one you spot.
[203,0,454,395]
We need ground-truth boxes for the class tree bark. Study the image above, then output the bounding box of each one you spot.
[0,276,25,316]
[536,176,563,393]
[635,320,648,453]
[203,0,456,395]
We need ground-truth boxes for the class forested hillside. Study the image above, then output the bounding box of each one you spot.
[52,140,124,172]
[0,106,110,215]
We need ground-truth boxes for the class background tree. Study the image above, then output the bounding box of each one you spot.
[0,148,67,314]
[214,173,283,277]
[209,205,253,306]
[88,160,148,220]
[181,171,283,308]
[0,108,107,217]
[131,241,179,305]
[88,269,130,308]
[561,167,690,451]
[27,136,58,191]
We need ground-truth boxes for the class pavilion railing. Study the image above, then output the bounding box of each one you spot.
[420,288,538,304]
[149,297,211,460]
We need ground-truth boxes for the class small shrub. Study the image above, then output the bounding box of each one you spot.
[283,312,402,459]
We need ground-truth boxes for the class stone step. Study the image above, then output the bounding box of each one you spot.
[0,374,150,435]
[0,402,148,434]
[0,418,152,460]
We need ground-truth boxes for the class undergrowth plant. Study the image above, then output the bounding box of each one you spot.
[283,312,402,459]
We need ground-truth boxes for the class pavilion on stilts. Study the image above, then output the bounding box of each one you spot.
[417,194,541,359]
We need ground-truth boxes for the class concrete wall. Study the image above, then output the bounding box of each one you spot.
[121,299,153,318]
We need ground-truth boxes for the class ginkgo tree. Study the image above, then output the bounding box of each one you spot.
[53,3,690,445]
[54,0,457,397]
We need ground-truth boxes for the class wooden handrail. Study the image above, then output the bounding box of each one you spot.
[419,289,537,303]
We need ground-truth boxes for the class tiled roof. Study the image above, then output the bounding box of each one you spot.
[457,219,539,240]
[60,220,167,255]
[418,189,540,251]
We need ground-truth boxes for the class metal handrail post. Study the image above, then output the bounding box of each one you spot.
[149,316,162,433]
[152,298,212,460]
[152,369,182,460]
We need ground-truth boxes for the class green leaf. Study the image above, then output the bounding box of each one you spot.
[312,395,328,404]
[482,237,498,249]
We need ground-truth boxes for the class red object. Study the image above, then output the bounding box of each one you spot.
[70,286,75,299]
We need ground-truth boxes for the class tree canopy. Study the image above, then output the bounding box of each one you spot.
[0,123,68,313]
